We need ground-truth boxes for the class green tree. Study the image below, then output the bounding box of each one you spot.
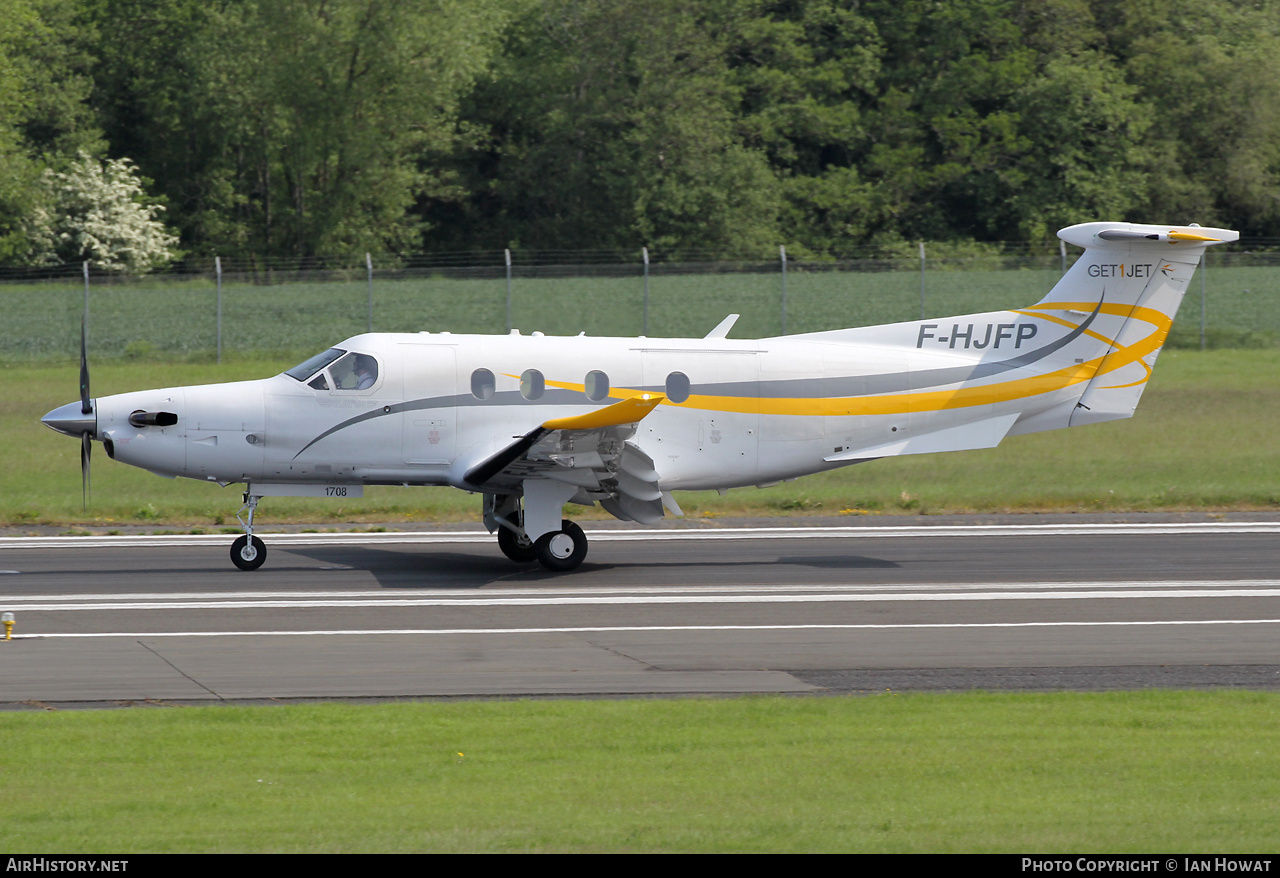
[730,0,883,255]
[89,0,508,256]
[0,2,41,262]
[1094,0,1280,236]
[0,0,103,264]
[26,150,178,271]
[723,0,1151,251]
[437,0,781,255]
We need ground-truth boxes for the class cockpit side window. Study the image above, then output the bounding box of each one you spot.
[286,348,346,381]
[329,352,379,390]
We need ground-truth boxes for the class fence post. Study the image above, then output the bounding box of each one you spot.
[216,256,223,364]
[780,245,788,335]
[919,242,926,320]
[504,248,512,334]
[642,246,650,336]
[366,252,373,333]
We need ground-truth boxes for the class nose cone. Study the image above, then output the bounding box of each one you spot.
[42,401,96,437]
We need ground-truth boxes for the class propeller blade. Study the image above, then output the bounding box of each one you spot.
[81,430,92,511]
[80,315,91,415]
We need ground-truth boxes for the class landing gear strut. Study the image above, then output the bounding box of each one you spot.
[496,511,537,563]
[230,493,267,571]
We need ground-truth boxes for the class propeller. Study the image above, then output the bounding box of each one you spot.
[81,430,91,510]
[41,311,100,512]
[80,315,92,510]
[80,315,91,414]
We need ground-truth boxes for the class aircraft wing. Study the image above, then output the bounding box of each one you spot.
[462,394,672,523]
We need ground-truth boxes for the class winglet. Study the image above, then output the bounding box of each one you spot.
[542,394,666,431]
[704,314,739,339]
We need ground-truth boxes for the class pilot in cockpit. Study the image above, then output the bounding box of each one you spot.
[354,354,377,389]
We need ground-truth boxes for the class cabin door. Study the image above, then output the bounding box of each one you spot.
[401,343,457,464]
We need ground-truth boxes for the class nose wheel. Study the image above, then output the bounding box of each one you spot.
[230,493,266,571]
[230,534,267,571]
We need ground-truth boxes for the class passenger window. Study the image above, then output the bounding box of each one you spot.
[521,369,545,400]
[665,371,690,403]
[585,370,610,402]
[472,368,496,400]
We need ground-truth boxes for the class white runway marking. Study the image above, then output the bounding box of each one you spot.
[16,618,1280,639]
[5,580,1279,612]
[1,519,1278,550]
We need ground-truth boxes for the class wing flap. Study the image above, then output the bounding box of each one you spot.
[462,396,670,524]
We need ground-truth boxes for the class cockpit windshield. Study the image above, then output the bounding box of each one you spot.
[285,348,346,381]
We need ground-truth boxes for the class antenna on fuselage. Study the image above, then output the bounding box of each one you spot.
[704,314,739,339]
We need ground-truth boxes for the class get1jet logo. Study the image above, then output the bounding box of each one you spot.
[1088,263,1153,278]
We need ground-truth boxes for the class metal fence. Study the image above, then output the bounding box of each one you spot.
[2,244,1278,363]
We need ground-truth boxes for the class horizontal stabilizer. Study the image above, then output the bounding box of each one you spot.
[1059,222,1238,251]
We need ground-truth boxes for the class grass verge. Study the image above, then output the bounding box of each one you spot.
[2,692,1278,852]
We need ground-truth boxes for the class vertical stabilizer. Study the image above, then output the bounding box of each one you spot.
[1031,222,1237,427]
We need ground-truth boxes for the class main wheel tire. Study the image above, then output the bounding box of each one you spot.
[230,534,267,571]
[497,512,537,563]
[534,520,588,572]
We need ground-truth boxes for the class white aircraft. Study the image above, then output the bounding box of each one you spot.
[42,221,1236,572]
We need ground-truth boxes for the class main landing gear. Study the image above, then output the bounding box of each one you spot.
[230,493,267,571]
[535,521,588,572]
[485,491,589,572]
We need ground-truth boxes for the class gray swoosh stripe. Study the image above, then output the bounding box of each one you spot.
[294,303,1103,458]
[292,388,601,459]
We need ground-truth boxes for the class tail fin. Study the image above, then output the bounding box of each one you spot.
[1030,221,1237,427]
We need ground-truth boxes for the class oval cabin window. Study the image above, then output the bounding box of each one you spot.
[521,369,545,400]
[471,368,496,400]
[584,370,610,402]
[665,372,690,404]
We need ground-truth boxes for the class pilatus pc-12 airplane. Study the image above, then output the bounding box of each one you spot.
[42,221,1236,572]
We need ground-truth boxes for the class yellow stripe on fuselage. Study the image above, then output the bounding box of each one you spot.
[544,302,1169,418]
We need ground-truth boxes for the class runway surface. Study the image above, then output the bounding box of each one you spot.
[2,518,1278,708]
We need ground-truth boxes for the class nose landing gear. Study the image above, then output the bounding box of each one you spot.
[230,493,266,571]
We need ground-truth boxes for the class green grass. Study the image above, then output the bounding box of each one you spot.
[3,256,1277,364]
[1,692,1277,852]
[4,349,1276,528]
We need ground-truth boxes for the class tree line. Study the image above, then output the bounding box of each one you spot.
[2,0,1279,269]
